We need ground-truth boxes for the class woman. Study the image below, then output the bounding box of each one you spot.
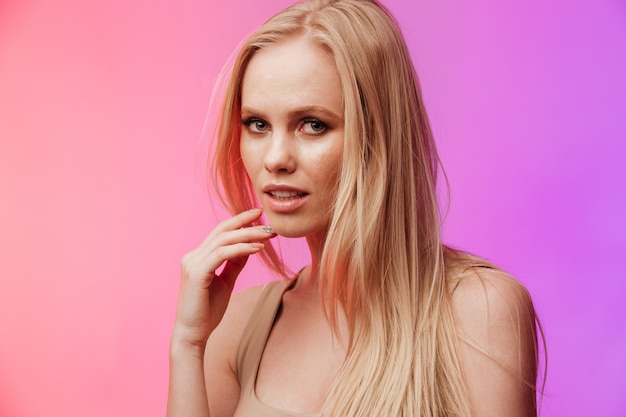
[168,1,541,416]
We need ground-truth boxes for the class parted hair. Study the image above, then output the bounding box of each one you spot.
[213,1,539,416]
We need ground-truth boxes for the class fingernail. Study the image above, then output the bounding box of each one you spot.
[259,225,274,233]
[250,242,264,249]
[249,208,263,213]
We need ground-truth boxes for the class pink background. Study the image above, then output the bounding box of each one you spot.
[1,0,624,416]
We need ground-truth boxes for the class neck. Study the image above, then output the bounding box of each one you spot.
[291,232,326,296]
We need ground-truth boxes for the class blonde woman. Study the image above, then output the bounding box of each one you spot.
[167,0,541,416]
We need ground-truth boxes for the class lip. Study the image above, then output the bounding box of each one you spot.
[261,184,309,213]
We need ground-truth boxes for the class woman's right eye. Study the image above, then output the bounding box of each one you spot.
[242,118,269,133]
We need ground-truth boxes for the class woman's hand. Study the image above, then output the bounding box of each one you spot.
[168,209,273,417]
[172,208,275,349]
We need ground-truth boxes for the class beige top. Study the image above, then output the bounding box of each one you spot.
[233,279,320,417]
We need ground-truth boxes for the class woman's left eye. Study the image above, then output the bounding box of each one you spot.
[300,119,328,135]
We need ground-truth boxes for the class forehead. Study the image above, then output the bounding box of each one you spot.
[241,37,343,112]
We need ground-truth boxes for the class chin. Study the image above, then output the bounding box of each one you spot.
[270,225,311,239]
[266,218,326,239]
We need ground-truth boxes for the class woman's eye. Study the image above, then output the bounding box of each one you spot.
[300,119,328,135]
[242,118,269,133]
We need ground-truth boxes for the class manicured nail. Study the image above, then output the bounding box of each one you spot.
[259,225,274,233]
[250,242,265,249]
[249,208,263,213]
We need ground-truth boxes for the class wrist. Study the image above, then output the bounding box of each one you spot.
[169,325,211,359]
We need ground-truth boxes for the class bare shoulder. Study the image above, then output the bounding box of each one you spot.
[452,267,535,331]
[203,285,265,417]
[451,268,538,417]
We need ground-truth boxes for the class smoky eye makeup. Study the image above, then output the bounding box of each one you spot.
[299,118,329,135]
[241,117,270,133]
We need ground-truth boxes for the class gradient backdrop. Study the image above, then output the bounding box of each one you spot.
[1,0,625,416]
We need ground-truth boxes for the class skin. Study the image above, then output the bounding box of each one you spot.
[239,36,344,247]
[167,35,538,417]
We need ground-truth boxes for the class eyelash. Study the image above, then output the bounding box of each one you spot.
[241,118,269,133]
[300,119,328,135]
[241,117,329,136]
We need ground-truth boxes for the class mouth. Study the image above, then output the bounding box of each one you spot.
[261,185,309,213]
[267,190,309,200]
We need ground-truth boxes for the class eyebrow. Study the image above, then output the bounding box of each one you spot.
[241,106,343,123]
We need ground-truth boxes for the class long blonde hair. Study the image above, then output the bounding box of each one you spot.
[213,1,539,416]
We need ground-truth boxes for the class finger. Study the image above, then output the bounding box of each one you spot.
[182,225,273,288]
[204,225,276,254]
[182,210,274,287]
[202,208,265,245]
[184,242,264,285]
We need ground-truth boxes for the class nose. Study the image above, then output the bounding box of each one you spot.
[263,129,295,173]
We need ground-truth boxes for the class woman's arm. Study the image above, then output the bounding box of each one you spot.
[167,209,276,417]
[453,269,539,417]
[202,286,264,417]
[168,335,211,417]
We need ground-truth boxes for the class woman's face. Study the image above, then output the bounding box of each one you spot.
[240,36,344,239]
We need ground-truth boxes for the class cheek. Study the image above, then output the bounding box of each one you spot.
[303,135,343,170]
[239,141,259,177]
[321,142,343,176]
